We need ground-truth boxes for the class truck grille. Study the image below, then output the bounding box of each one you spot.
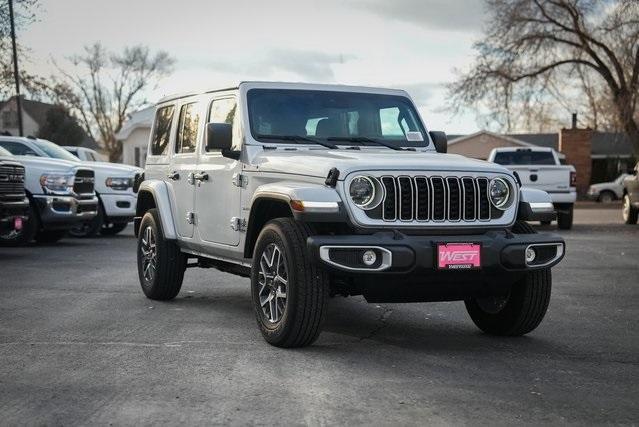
[379,175,492,222]
[73,169,95,196]
[0,164,26,198]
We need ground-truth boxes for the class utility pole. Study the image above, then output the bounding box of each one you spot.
[8,0,24,136]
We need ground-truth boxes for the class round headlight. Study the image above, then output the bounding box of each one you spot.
[489,178,511,209]
[349,176,376,208]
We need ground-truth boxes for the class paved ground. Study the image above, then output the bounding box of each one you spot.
[1,208,638,425]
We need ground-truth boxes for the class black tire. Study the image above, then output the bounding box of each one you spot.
[557,205,573,230]
[0,201,37,246]
[137,208,186,300]
[465,220,551,336]
[35,229,67,244]
[598,191,616,203]
[68,203,104,238]
[622,194,638,225]
[251,218,329,348]
[100,221,129,236]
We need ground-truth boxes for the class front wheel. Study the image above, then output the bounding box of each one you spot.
[557,205,573,230]
[0,201,37,247]
[137,208,186,300]
[622,194,638,224]
[68,204,104,238]
[100,221,129,236]
[251,218,328,348]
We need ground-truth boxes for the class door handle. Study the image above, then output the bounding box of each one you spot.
[167,171,180,180]
[193,172,209,182]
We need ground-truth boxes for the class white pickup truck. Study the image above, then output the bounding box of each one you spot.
[488,147,576,229]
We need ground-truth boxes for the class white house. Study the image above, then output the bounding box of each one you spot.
[117,106,154,167]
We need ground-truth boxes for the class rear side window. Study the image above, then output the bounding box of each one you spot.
[493,150,555,165]
[175,103,200,154]
[150,105,175,156]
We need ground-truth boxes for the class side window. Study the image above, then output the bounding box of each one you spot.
[150,105,175,156]
[0,140,38,156]
[175,102,200,154]
[207,98,236,152]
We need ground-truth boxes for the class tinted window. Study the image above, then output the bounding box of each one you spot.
[151,105,175,156]
[34,140,80,162]
[493,150,556,165]
[175,103,200,154]
[0,140,39,156]
[247,89,426,147]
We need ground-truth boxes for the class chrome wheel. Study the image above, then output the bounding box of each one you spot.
[258,243,288,324]
[623,195,630,221]
[140,225,157,282]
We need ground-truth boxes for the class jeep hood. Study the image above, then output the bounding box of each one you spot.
[253,149,512,178]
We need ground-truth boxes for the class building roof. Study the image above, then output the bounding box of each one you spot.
[116,106,154,141]
[0,96,54,130]
[449,130,634,157]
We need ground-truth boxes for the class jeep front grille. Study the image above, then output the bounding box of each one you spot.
[0,164,26,199]
[379,175,492,222]
[73,169,95,197]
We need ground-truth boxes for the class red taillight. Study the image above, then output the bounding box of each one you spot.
[570,171,577,186]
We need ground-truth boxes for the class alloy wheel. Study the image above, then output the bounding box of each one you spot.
[140,225,157,282]
[257,243,289,324]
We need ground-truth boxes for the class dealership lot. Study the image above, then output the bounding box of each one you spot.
[0,208,637,425]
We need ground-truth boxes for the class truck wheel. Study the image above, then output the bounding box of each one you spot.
[100,222,128,236]
[35,230,67,243]
[557,205,573,230]
[622,194,638,224]
[137,208,186,300]
[0,201,37,246]
[465,268,552,336]
[598,191,615,203]
[465,219,551,336]
[251,218,328,348]
[68,204,104,238]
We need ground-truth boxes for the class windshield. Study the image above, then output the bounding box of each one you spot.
[0,146,12,156]
[493,150,555,165]
[36,140,81,162]
[247,89,428,148]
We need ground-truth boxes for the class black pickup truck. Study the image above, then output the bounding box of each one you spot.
[622,161,639,225]
[0,148,30,246]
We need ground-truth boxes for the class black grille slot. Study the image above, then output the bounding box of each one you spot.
[414,177,429,220]
[477,178,490,220]
[446,177,461,221]
[381,176,396,221]
[431,177,446,221]
[398,176,414,221]
[0,164,26,198]
[73,169,95,195]
[462,177,476,220]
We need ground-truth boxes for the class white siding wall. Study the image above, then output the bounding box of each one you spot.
[121,127,151,167]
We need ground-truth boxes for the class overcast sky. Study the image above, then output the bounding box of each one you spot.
[19,0,487,134]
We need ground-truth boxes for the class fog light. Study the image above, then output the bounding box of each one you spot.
[525,247,537,263]
[362,250,377,266]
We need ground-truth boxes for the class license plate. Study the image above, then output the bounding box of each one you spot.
[14,217,23,231]
[437,243,481,270]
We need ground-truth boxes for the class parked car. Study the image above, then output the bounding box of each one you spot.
[134,81,565,348]
[63,146,105,162]
[0,136,142,236]
[0,139,98,244]
[622,162,639,224]
[488,147,577,229]
[0,146,30,246]
[587,173,630,203]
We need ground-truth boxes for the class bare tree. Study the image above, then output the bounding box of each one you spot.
[52,43,174,161]
[449,0,639,155]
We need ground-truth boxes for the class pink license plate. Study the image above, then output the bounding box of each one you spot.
[437,243,481,270]
[14,217,23,231]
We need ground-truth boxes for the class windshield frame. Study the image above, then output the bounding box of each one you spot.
[34,140,81,162]
[246,88,430,149]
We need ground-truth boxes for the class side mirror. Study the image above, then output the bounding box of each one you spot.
[429,131,448,154]
[206,122,238,159]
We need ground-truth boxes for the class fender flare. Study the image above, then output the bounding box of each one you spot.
[250,181,342,210]
[517,187,556,222]
[137,180,177,239]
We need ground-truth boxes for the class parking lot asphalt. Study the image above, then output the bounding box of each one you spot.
[1,208,638,425]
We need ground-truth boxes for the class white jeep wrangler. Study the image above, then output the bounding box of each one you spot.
[135,82,565,347]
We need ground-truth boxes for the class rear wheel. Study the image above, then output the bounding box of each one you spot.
[137,208,186,300]
[598,191,615,203]
[622,194,638,224]
[251,218,328,348]
[100,221,129,236]
[557,204,573,230]
[464,220,552,336]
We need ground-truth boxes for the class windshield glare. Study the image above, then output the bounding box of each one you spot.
[247,89,428,147]
[0,146,11,156]
[36,140,81,162]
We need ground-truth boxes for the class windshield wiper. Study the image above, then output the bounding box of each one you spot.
[326,136,415,151]
[257,134,338,149]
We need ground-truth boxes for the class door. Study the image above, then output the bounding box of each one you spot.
[168,101,201,239]
[195,96,242,246]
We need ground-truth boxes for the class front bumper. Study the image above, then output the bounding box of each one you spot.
[548,191,577,204]
[100,193,136,220]
[33,195,98,229]
[308,230,565,302]
[0,197,30,232]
